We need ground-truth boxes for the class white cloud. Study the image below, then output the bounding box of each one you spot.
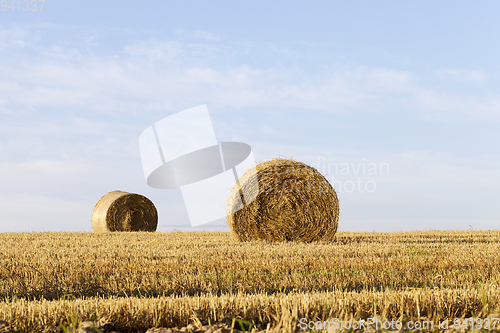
[123,39,182,60]
[438,68,486,83]
[0,194,91,232]
[2,25,499,122]
[1,24,500,232]
[248,143,500,223]
[417,90,500,120]
[0,26,29,48]
[174,28,223,41]
[0,159,134,198]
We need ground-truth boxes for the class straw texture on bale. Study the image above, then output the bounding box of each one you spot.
[91,190,158,232]
[226,158,340,243]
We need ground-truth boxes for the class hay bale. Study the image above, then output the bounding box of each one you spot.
[91,190,158,232]
[226,158,340,242]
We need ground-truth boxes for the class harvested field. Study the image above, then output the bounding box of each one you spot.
[0,231,499,332]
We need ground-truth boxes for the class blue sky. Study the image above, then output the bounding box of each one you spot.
[1,1,499,232]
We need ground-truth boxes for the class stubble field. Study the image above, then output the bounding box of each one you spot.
[0,230,499,332]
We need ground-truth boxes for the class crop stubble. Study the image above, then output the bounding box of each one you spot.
[0,231,499,332]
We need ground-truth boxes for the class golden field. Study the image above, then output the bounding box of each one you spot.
[0,230,499,332]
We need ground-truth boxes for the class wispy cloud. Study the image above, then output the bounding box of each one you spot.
[2,25,499,121]
[174,28,223,42]
[0,194,90,232]
[1,24,499,232]
[417,90,500,120]
[437,68,486,83]
[123,39,182,60]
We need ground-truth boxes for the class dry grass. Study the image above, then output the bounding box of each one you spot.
[0,230,499,332]
[2,290,500,333]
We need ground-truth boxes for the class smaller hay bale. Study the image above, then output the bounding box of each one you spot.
[91,190,158,232]
[226,158,340,243]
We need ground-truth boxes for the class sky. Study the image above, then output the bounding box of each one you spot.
[1,1,499,232]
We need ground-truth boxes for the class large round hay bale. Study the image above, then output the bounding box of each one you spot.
[91,190,158,232]
[226,158,340,243]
